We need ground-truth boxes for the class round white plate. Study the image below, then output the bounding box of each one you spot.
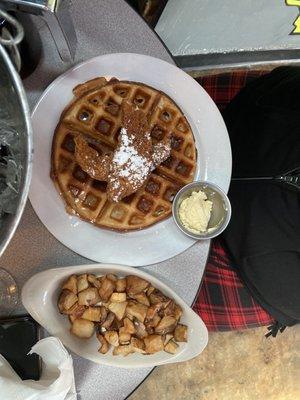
[30,53,231,266]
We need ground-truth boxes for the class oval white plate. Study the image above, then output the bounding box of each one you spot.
[22,264,208,368]
[30,53,231,266]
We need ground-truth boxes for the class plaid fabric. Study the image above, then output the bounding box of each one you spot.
[192,70,274,331]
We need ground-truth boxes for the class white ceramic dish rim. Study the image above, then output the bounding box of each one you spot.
[21,263,208,369]
[29,53,231,266]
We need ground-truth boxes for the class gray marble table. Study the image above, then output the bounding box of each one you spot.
[1,1,210,399]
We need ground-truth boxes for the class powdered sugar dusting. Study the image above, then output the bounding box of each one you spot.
[110,128,152,201]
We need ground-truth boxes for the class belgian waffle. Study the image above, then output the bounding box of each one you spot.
[51,78,197,232]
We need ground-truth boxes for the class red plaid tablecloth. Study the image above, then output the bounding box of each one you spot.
[192,70,274,331]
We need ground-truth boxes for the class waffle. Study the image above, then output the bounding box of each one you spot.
[51,78,197,232]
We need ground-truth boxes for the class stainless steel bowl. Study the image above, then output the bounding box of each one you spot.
[172,181,231,240]
[0,44,32,257]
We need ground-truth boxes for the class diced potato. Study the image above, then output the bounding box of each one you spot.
[116,278,126,293]
[163,300,175,316]
[108,301,127,321]
[58,290,78,313]
[123,318,135,334]
[119,327,131,344]
[96,332,110,354]
[164,333,174,345]
[144,334,164,354]
[71,318,94,338]
[146,286,156,297]
[100,305,108,322]
[113,344,133,356]
[174,304,183,321]
[126,301,148,323]
[101,312,115,330]
[149,289,168,305]
[126,275,150,295]
[131,337,145,354]
[81,306,102,322]
[146,304,162,321]
[77,274,89,292]
[65,302,85,318]
[129,292,150,307]
[164,339,179,354]
[133,320,148,339]
[104,331,119,347]
[155,316,177,335]
[174,324,188,342]
[106,273,118,282]
[87,274,101,289]
[110,292,127,303]
[164,301,183,321]
[78,287,100,306]
[62,275,77,294]
[145,313,161,329]
[99,278,116,302]
[110,317,123,332]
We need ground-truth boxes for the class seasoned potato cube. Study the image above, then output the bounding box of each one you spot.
[149,289,168,305]
[65,302,85,318]
[164,333,174,345]
[113,344,133,356]
[134,320,148,339]
[174,304,183,320]
[62,275,77,294]
[126,301,148,323]
[58,290,78,313]
[96,333,110,354]
[146,304,162,321]
[100,312,115,331]
[129,292,150,307]
[104,331,119,347]
[99,278,115,302]
[155,316,177,335]
[87,274,101,289]
[145,313,161,330]
[144,335,164,354]
[174,324,188,342]
[77,274,89,292]
[106,273,118,282]
[110,317,123,332]
[110,292,127,303]
[71,318,94,338]
[100,305,108,322]
[116,278,126,293]
[108,301,127,321]
[146,286,156,297]
[123,318,135,334]
[164,339,179,354]
[164,301,183,320]
[131,337,145,354]
[119,327,131,344]
[81,306,102,322]
[126,276,150,295]
[78,287,100,306]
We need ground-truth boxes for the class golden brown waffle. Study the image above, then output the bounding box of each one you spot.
[51,78,197,232]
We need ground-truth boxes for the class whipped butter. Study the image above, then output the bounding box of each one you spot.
[179,190,212,234]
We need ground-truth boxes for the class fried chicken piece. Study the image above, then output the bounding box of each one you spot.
[74,136,111,181]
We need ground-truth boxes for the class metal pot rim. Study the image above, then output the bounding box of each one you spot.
[0,44,33,257]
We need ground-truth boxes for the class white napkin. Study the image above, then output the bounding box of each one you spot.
[0,337,77,400]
